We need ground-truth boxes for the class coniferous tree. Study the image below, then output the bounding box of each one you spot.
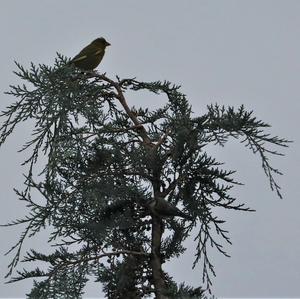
[0,55,289,298]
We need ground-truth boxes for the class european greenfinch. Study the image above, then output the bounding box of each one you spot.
[148,197,193,220]
[70,37,110,71]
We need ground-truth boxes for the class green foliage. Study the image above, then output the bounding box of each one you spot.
[164,279,206,298]
[0,54,290,297]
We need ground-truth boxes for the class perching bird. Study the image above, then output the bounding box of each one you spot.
[148,196,193,221]
[70,37,110,71]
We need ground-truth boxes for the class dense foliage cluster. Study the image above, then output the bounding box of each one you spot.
[0,55,289,298]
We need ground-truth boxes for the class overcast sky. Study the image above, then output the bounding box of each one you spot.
[0,1,299,298]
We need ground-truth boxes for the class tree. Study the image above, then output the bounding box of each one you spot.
[0,55,289,298]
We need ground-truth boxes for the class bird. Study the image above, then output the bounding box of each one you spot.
[147,196,193,221]
[69,37,110,71]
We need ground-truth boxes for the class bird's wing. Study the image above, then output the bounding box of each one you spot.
[71,55,88,63]
[71,46,104,63]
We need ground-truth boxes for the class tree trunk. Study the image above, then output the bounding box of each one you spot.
[150,215,168,299]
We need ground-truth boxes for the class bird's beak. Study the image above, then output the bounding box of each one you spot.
[106,41,111,46]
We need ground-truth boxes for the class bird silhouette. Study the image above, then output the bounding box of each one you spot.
[147,196,193,221]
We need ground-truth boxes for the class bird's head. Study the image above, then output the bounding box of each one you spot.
[148,199,156,209]
[92,37,111,48]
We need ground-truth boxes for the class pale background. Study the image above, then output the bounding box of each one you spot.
[0,0,299,298]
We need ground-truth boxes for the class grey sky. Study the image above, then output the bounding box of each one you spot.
[0,0,299,297]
